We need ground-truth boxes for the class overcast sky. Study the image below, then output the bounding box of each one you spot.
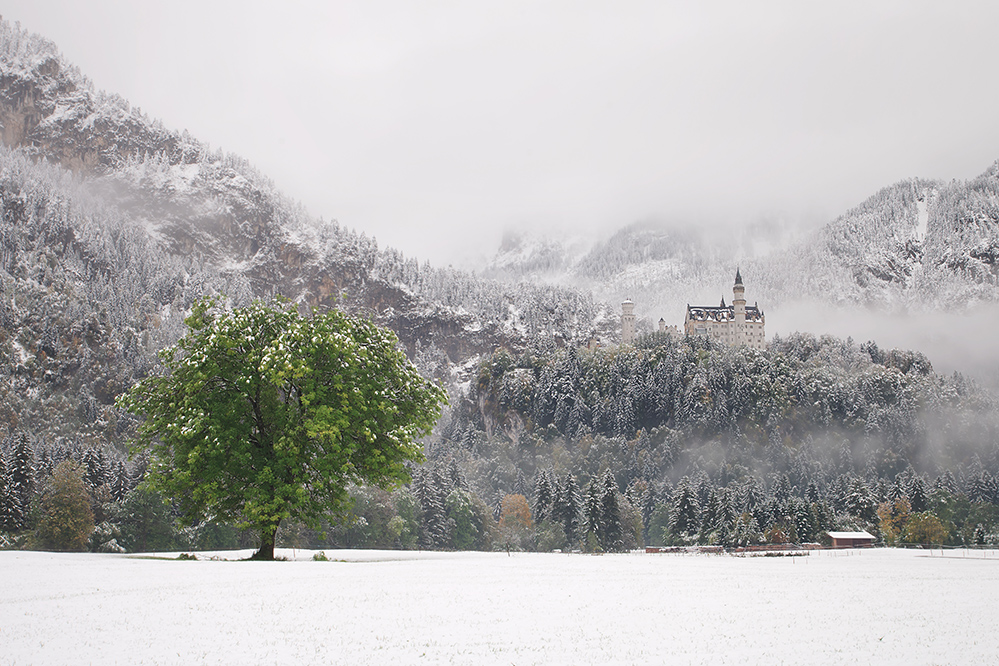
[6,1,999,266]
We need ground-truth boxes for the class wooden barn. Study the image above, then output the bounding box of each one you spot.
[826,531,875,548]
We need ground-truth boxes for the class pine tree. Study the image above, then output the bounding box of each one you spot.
[412,468,449,549]
[732,513,764,547]
[935,470,959,495]
[7,437,35,532]
[553,473,582,547]
[599,470,624,551]
[534,468,556,524]
[110,459,128,502]
[669,477,700,542]
[82,448,105,490]
[502,460,525,497]
[844,477,877,523]
[445,457,466,492]
[583,479,604,549]
[0,453,10,532]
[792,497,815,543]
[700,488,720,544]
[907,474,929,512]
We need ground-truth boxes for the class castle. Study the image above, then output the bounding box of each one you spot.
[621,269,766,349]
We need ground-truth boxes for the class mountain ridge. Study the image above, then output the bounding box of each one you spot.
[482,167,999,325]
[0,18,612,453]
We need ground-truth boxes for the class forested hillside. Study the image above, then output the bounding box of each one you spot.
[0,18,609,445]
[416,332,999,550]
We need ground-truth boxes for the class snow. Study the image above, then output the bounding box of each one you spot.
[11,339,32,366]
[3,548,998,665]
[826,530,874,539]
[915,194,929,241]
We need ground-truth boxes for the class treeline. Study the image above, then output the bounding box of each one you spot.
[418,331,999,549]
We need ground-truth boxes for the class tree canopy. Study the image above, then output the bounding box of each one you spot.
[118,297,447,559]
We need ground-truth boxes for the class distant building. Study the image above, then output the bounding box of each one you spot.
[621,299,636,345]
[683,269,766,349]
[619,269,764,348]
[826,531,875,548]
[657,318,680,336]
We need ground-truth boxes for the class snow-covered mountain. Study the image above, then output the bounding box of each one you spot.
[0,19,612,450]
[482,168,999,326]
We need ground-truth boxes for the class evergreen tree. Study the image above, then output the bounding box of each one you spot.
[7,437,35,532]
[804,480,821,504]
[935,470,959,495]
[792,498,815,543]
[534,468,556,524]
[113,487,177,553]
[110,460,129,502]
[700,488,721,544]
[583,479,604,549]
[445,457,466,492]
[844,477,877,523]
[553,473,582,547]
[599,470,624,551]
[732,513,764,547]
[907,474,929,512]
[513,469,529,499]
[669,477,701,542]
[412,468,449,549]
[0,453,10,532]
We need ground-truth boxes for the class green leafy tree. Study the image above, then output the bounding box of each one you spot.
[33,461,94,552]
[903,511,949,546]
[118,297,447,560]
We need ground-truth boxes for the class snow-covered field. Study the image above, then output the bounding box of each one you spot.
[3,548,998,665]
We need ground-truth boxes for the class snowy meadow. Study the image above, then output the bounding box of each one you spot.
[3,548,998,665]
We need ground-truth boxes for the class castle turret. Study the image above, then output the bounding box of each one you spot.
[621,299,636,345]
[733,268,746,345]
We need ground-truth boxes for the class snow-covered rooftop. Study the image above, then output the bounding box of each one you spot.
[827,531,875,540]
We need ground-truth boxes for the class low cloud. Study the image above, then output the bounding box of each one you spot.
[769,300,999,392]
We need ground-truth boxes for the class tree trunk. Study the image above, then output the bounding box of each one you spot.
[252,523,279,560]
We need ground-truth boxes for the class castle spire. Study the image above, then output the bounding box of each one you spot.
[735,267,743,286]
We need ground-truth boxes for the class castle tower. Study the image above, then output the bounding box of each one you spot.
[621,299,636,345]
[733,268,746,345]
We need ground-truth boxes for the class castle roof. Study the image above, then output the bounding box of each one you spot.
[686,303,764,323]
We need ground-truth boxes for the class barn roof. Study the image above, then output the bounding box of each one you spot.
[826,531,875,540]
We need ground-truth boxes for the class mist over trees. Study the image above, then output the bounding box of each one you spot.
[419,332,999,549]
